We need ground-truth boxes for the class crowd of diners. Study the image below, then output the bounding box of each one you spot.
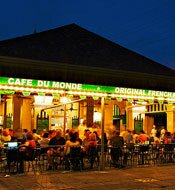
[0,124,175,170]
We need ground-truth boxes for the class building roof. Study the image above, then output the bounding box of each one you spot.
[0,24,175,91]
[0,23,174,75]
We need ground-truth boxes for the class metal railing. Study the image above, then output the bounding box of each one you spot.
[1,143,175,175]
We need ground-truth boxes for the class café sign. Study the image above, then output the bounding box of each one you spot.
[6,77,82,90]
[1,77,175,99]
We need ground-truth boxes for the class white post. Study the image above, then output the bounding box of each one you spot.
[63,104,66,136]
[100,96,105,170]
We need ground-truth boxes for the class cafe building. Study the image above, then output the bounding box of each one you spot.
[0,24,175,135]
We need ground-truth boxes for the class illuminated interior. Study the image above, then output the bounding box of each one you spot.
[0,76,175,134]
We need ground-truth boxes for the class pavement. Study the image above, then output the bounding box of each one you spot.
[0,165,175,190]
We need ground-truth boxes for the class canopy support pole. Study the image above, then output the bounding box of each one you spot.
[100,96,105,171]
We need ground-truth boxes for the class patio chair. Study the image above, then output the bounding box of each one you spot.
[64,146,83,171]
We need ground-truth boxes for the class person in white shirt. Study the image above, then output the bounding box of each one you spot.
[160,127,166,138]
[151,125,157,137]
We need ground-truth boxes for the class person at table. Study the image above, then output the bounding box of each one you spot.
[38,132,50,155]
[21,129,28,143]
[82,133,98,168]
[83,133,97,152]
[64,132,80,156]
[162,131,172,144]
[137,130,148,144]
[125,130,133,144]
[32,129,41,141]
[14,132,37,173]
[39,132,50,148]
[13,128,23,142]
[74,131,83,145]
[9,129,15,141]
[171,132,175,143]
[1,130,11,142]
[82,130,90,147]
[93,131,101,145]
[40,129,47,138]
[109,130,126,168]
[19,132,36,157]
[65,129,70,141]
[154,131,161,145]
[48,130,55,139]
[131,130,138,144]
[47,130,65,170]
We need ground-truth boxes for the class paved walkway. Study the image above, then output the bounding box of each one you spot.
[0,165,175,190]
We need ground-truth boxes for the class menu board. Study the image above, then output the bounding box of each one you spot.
[72,118,79,128]
[6,117,12,128]
[37,118,49,132]
[134,120,143,134]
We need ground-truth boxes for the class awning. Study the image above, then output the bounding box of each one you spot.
[0,76,175,104]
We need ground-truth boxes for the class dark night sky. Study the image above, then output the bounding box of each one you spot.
[0,0,175,69]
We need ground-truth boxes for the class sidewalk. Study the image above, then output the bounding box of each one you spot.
[0,165,175,190]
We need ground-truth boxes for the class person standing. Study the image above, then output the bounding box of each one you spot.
[160,127,166,138]
[151,125,157,137]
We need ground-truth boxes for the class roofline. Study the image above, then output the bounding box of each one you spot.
[0,55,173,79]
[1,55,175,92]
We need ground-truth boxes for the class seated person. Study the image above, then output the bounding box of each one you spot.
[1,130,11,142]
[74,131,83,145]
[32,129,41,141]
[83,133,98,168]
[16,132,36,173]
[64,131,83,170]
[13,128,23,142]
[137,130,148,144]
[47,130,65,170]
[83,133,97,153]
[64,132,80,156]
[82,130,90,148]
[38,132,50,154]
[39,132,50,148]
[109,130,125,167]
[19,132,36,158]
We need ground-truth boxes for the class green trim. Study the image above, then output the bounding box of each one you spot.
[0,90,15,94]
[93,96,99,100]
[128,98,133,103]
[105,97,111,101]
[53,94,60,98]
[138,99,144,103]
[149,100,154,104]
[22,92,30,96]
[67,94,73,98]
[80,95,86,99]
[116,97,122,102]
[38,92,45,96]
[1,76,175,99]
